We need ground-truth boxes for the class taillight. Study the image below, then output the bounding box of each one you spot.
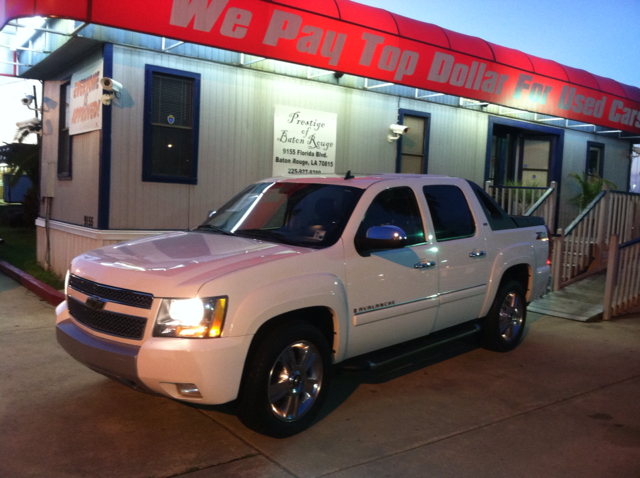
[536,226,552,266]
[544,225,552,266]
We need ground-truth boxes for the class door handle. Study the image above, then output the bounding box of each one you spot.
[414,261,436,269]
[469,250,486,258]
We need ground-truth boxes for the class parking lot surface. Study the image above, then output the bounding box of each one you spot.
[1,271,639,477]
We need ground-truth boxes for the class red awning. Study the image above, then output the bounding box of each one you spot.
[2,0,639,134]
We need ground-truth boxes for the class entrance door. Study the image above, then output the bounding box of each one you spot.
[489,123,556,187]
[521,135,551,185]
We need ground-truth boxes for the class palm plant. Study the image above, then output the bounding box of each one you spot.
[568,172,617,210]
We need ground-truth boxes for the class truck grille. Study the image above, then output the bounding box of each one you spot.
[68,296,147,340]
[69,275,153,309]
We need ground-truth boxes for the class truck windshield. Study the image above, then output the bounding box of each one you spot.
[198,182,364,248]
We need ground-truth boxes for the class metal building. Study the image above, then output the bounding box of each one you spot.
[1,1,638,277]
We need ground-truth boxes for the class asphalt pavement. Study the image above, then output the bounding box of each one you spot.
[1,269,639,478]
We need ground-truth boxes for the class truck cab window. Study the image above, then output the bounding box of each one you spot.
[356,187,425,246]
[423,185,475,241]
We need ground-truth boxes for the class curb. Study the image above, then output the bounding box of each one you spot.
[0,260,65,306]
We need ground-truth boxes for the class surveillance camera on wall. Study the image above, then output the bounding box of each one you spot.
[100,77,123,93]
[390,124,409,134]
[16,117,42,135]
[387,124,410,142]
[16,117,41,129]
[21,95,35,106]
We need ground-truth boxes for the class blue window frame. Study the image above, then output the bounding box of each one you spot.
[57,81,72,179]
[395,109,431,174]
[586,141,604,177]
[143,65,201,184]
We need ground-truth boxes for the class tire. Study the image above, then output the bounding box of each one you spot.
[237,322,332,438]
[482,280,527,352]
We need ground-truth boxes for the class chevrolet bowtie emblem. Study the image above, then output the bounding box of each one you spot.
[86,296,106,311]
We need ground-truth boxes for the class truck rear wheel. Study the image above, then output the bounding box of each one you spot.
[237,322,332,437]
[482,280,526,352]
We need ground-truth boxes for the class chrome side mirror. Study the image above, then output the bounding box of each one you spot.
[356,225,407,253]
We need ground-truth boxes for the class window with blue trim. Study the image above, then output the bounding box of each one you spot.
[57,82,72,179]
[143,66,200,184]
[586,142,604,177]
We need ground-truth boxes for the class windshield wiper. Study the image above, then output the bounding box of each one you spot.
[195,224,235,236]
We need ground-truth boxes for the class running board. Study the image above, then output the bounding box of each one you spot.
[339,321,482,372]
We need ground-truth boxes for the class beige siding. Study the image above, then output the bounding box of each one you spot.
[398,98,489,183]
[40,50,103,226]
[110,46,399,230]
[50,131,101,225]
[36,222,165,277]
[37,226,118,277]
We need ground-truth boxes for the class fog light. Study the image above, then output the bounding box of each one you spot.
[176,383,202,398]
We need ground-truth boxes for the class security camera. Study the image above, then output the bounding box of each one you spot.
[16,117,41,129]
[100,77,123,93]
[387,124,410,142]
[16,117,42,135]
[390,124,409,134]
[21,95,35,106]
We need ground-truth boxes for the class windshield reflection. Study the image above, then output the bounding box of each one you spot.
[198,182,363,248]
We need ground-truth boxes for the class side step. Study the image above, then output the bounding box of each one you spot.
[339,321,482,372]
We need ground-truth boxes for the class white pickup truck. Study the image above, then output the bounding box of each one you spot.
[56,174,550,437]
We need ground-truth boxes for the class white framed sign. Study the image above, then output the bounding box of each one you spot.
[273,106,337,177]
[69,59,103,135]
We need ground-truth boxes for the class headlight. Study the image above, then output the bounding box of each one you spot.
[153,296,227,338]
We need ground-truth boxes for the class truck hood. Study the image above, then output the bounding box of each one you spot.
[70,231,310,297]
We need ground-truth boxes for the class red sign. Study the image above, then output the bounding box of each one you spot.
[2,0,639,134]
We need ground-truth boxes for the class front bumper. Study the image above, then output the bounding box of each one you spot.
[56,301,253,404]
[57,318,154,394]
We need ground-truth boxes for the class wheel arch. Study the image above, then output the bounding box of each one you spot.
[480,260,532,317]
[236,305,336,414]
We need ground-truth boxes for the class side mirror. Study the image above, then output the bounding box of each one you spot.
[356,225,407,253]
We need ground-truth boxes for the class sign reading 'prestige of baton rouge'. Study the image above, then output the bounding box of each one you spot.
[273,106,337,177]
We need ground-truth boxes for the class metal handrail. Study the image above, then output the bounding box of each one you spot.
[620,235,640,249]
[564,190,607,236]
[526,186,556,216]
[493,185,548,190]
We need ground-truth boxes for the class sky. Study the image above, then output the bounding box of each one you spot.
[357,0,640,88]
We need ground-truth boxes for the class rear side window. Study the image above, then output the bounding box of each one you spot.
[466,180,517,231]
[423,185,475,242]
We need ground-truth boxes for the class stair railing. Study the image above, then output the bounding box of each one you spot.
[551,190,608,290]
[485,181,557,228]
[552,188,640,291]
[603,235,640,320]
[607,191,640,243]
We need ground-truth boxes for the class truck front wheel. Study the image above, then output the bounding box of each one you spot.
[482,280,526,352]
[237,322,332,437]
